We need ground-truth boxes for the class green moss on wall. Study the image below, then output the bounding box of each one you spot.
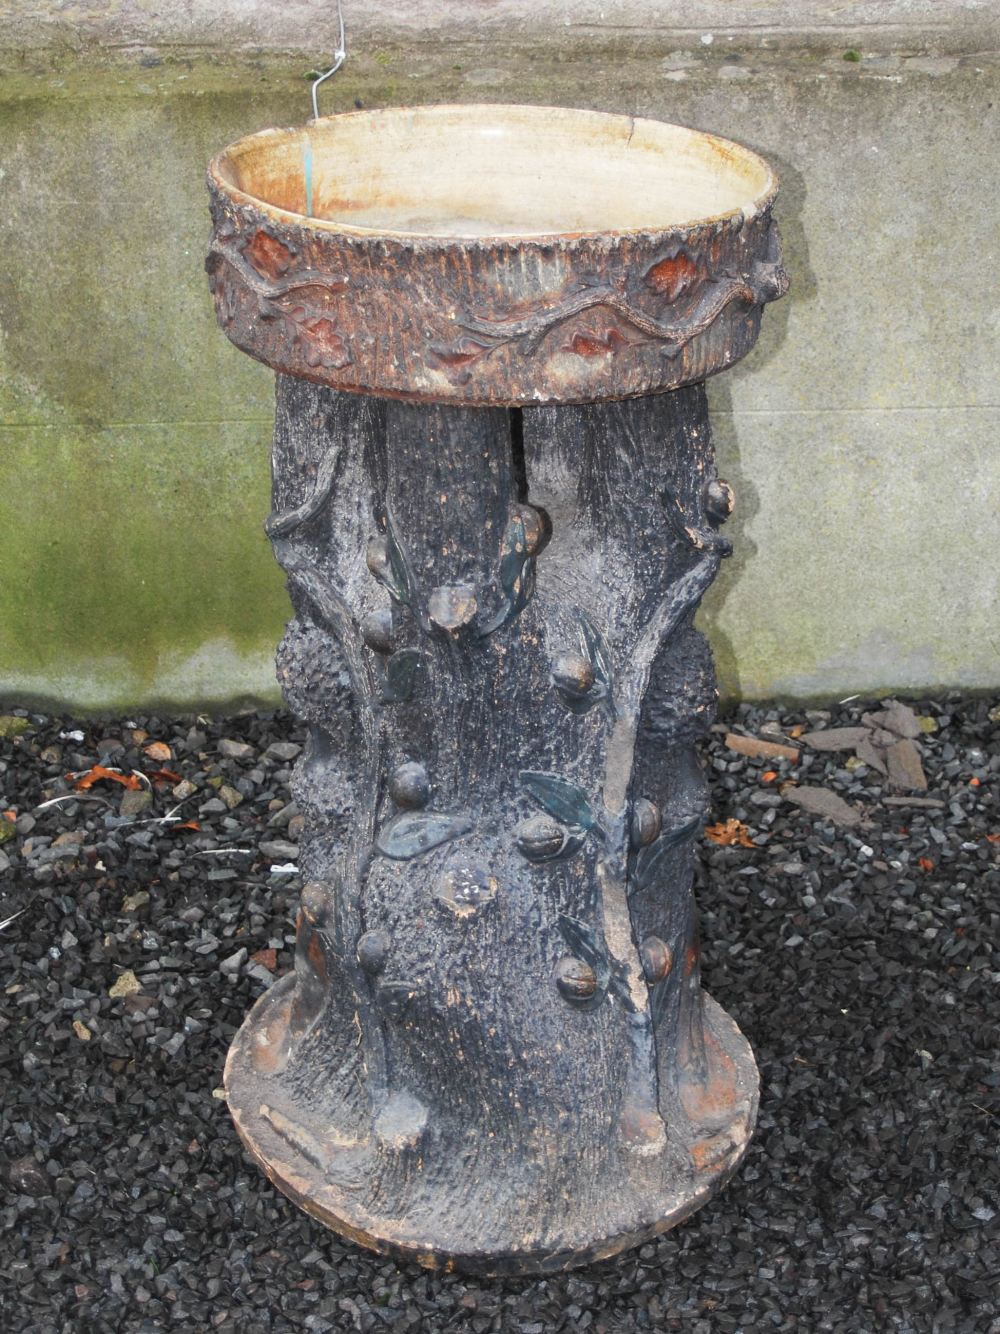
[0,421,289,707]
[0,75,304,709]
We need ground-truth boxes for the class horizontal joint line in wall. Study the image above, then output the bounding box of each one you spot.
[715,404,1000,416]
[2,406,999,432]
[0,418,273,430]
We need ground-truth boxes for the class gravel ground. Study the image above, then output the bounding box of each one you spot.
[1,695,998,1333]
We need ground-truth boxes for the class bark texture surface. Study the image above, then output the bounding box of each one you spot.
[224,378,758,1273]
[205,107,786,406]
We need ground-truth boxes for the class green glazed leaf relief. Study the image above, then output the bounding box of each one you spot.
[557,914,611,996]
[558,913,636,1011]
[578,614,614,699]
[551,614,615,716]
[519,771,596,832]
[633,813,705,889]
[479,511,536,637]
[385,520,412,607]
[382,648,423,704]
[376,811,474,860]
[499,510,529,597]
[366,516,412,606]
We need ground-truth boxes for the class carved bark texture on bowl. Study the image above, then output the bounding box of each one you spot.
[206,105,786,406]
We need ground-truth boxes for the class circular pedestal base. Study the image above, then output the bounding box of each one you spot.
[224,975,759,1276]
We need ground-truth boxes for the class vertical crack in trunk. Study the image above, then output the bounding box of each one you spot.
[510,406,528,503]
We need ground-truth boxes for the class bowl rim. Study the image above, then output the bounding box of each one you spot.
[207,102,779,243]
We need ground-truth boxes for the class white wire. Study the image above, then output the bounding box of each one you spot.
[310,0,347,122]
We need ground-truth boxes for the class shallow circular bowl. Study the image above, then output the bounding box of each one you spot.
[207,104,786,405]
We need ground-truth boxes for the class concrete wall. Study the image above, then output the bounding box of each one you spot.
[1,3,998,710]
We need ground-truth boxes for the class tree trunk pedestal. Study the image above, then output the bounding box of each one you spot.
[207,104,788,1275]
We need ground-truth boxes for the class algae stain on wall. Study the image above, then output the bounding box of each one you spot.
[0,421,290,709]
[0,81,306,709]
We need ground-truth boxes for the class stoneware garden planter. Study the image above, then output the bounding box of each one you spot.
[206,103,788,1275]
